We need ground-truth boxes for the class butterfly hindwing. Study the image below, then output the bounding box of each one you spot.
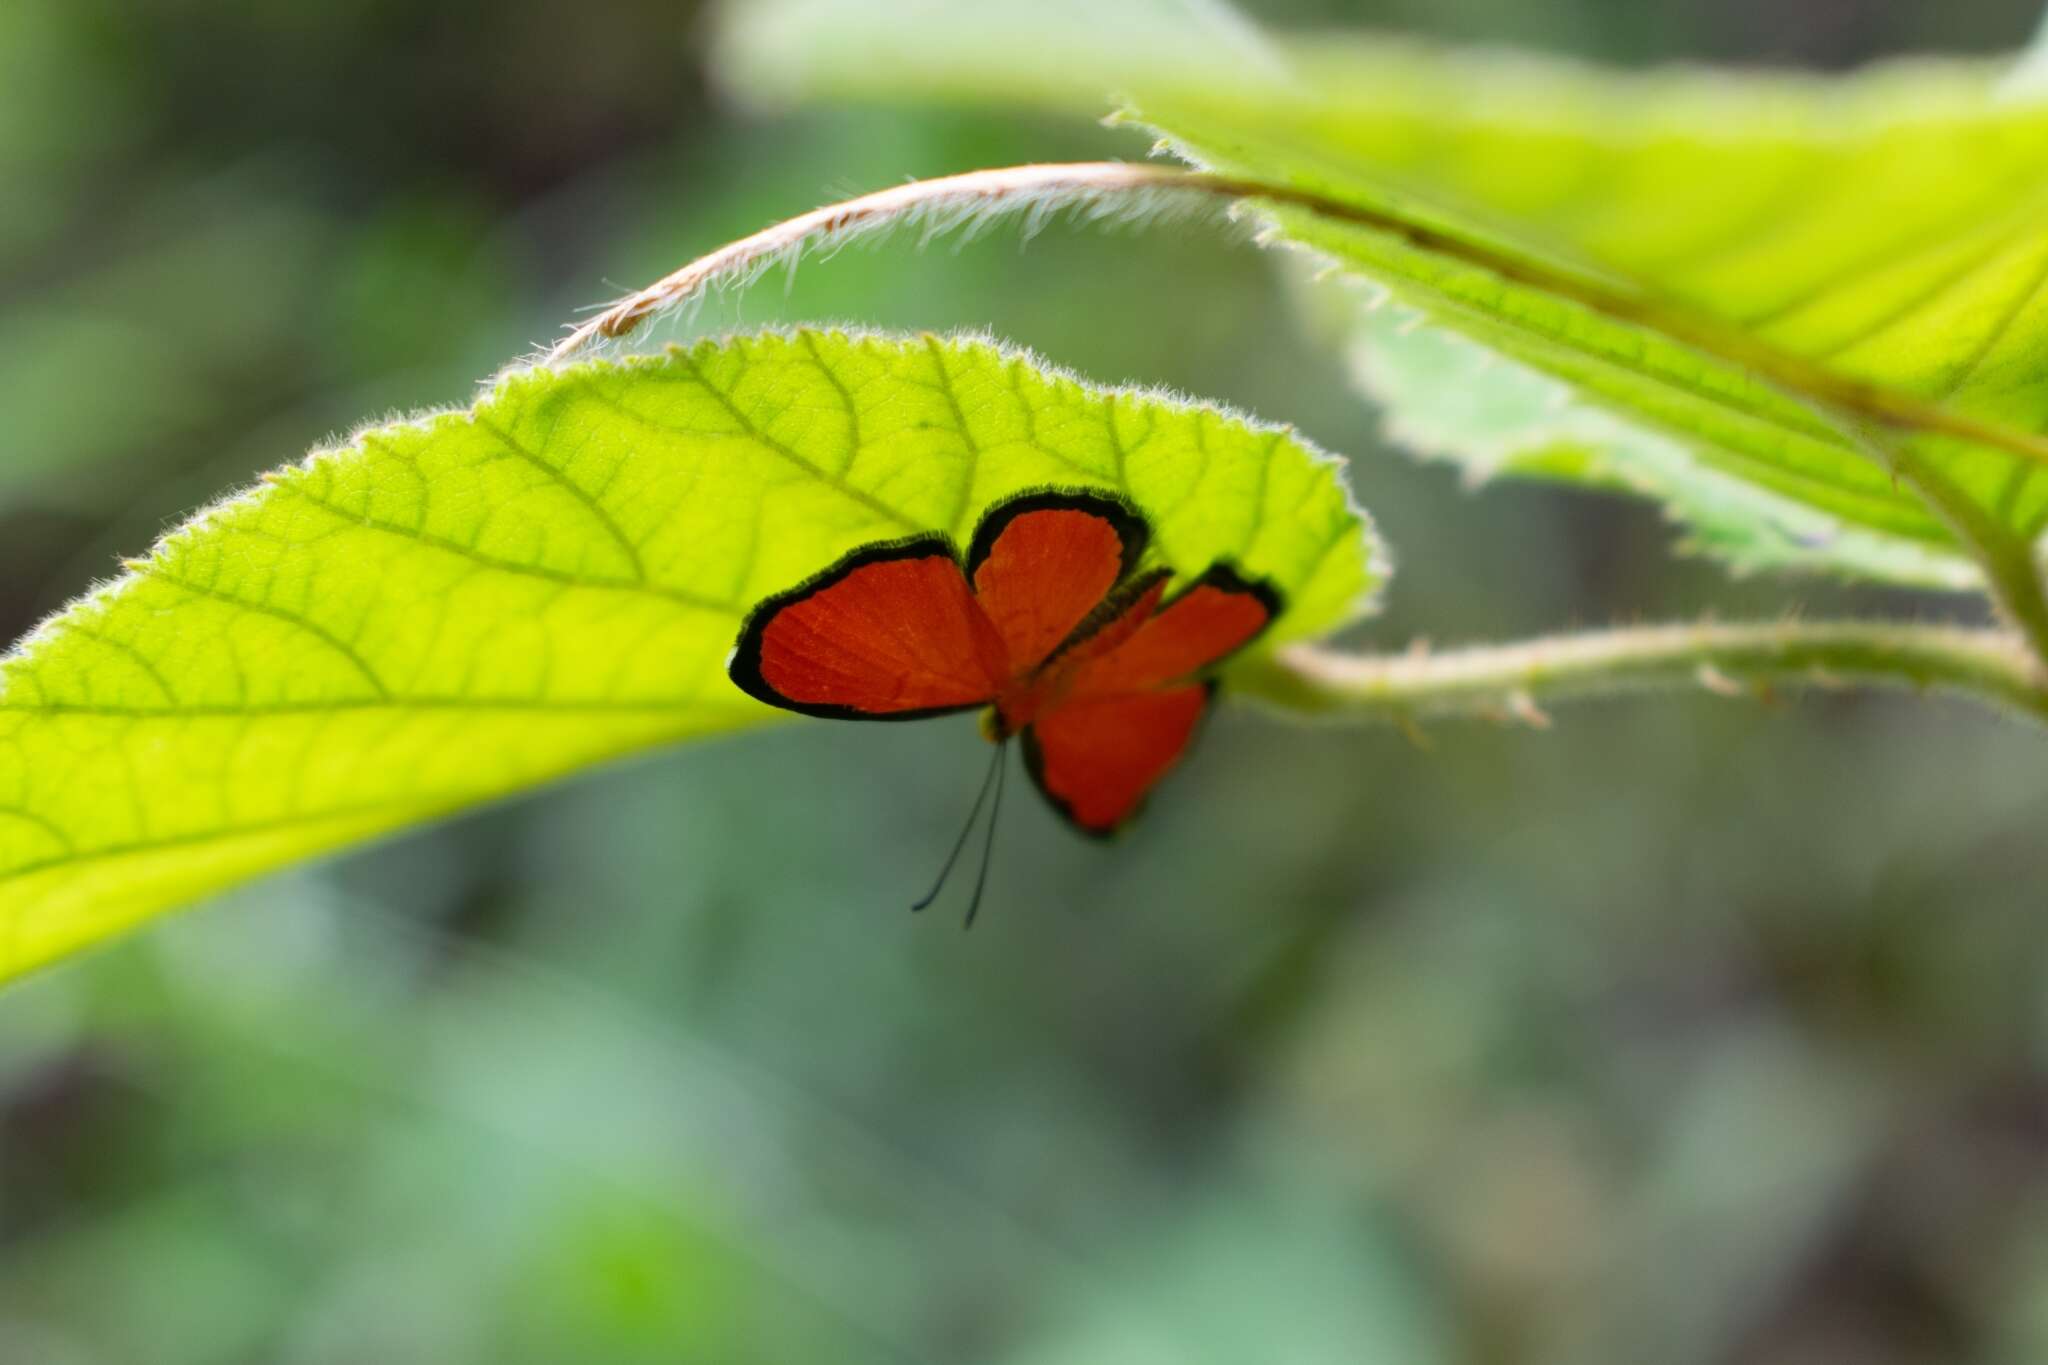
[729,537,1005,720]
[1020,562,1282,834]
[1022,684,1215,836]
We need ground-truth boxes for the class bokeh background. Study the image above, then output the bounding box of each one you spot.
[6,1,2048,1361]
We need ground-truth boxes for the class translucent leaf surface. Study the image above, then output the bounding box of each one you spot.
[1349,305,1980,588]
[0,330,1376,980]
[724,1,2048,585]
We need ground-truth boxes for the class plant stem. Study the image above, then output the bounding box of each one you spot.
[1236,621,2048,728]
[541,164,1208,365]
[1815,408,2048,675]
[542,162,2048,473]
[1890,462,2048,675]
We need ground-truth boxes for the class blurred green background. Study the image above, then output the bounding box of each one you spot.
[7,1,2048,1361]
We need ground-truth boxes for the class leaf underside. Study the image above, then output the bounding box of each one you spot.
[0,330,1375,981]
[723,0,2048,586]
[1347,305,1979,587]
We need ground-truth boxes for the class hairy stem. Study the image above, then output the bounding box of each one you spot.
[1237,621,2048,727]
[545,162,2048,472]
[541,163,1220,365]
[1820,409,2048,674]
[1891,463,2048,674]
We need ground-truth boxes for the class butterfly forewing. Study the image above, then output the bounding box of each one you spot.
[730,540,1005,720]
[967,492,1147,674]
[1065,566,1282,698]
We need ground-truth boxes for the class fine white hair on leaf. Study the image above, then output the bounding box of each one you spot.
[522,163,1247,379]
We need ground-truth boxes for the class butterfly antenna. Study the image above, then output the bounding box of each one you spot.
[962,743,1008,930]
[911,739,1005,913]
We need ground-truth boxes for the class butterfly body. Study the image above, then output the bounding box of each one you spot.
[728,490,1280,836]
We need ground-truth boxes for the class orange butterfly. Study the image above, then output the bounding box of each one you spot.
[728,489,1280,920]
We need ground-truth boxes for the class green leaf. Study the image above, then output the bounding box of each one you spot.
[1348,303,1980,589]
[723,3,2048,587]
[0,329,1376,981]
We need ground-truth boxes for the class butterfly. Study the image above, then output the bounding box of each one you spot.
[727,488,1281,922]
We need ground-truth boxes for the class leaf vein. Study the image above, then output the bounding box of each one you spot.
[1933,242,2048,400]
[268,480,741,616]
[59,622,179,705]
[616,354,925,533]
[472,412,649,581]
[132,567,394,701]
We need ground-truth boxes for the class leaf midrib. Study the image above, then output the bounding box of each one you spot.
[1171,167,2048,474]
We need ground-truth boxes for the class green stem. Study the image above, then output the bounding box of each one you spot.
[1236,621,2048,727]
[1893,462,2048,673]
[1816,409,2048,675]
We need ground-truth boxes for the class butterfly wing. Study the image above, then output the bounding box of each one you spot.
[1022,685,1214,836]
[1022,564,1282,835]
[966,490,1147,673]
[729,538,1006,720]
[1065,564,1281,697]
